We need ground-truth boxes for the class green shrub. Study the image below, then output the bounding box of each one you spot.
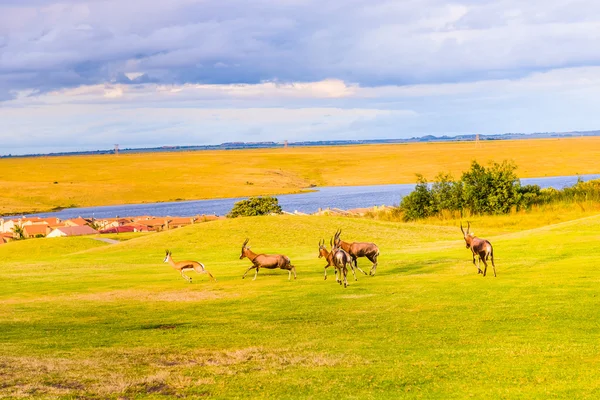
[227,196,283,218]
[400,160,536,220]
[461,160,520,214]
[400,175,436,221]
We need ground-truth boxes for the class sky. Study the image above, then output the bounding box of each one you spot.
[1,0,600,155]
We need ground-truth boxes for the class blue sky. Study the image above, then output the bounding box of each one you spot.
[1,0,600,155]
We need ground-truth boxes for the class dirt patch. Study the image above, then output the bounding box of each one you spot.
[0,348,351,398]
[75,289,232,302]
[338,294,377,299]
[2,290,237,304]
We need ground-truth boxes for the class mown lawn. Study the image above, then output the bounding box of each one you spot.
[2,214,600,398]
[2,136,600,215]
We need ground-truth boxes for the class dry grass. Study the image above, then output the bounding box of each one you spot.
[0,348,347,399]
[0,289,235,304]
[2,137,600,215]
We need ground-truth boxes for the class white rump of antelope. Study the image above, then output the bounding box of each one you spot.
[334,229,380,276]
[163,250,216,283]
[460,222,496,277]
[318,238,353,288]
[240,238,297,281]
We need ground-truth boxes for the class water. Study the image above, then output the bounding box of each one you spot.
[12,173,600,220]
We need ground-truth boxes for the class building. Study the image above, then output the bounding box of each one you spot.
[64,217,90,227]
[47,225,99,238]
[22,224,51,238]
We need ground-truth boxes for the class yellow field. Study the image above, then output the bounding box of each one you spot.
[2,137,600,215]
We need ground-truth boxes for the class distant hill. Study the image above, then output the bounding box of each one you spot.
[3,130,599,158]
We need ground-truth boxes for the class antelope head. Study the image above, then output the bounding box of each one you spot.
[163,249,172,263]
[460,222,474,248]
[318,239,328,258]
[240,238,250,259]
[334,228,342,247]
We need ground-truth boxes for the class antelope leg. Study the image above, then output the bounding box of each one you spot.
[180,270,192,283]
[349,264,358,281]
[242,265,255,279]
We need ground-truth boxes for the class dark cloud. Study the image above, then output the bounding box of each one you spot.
[1,0,600,95]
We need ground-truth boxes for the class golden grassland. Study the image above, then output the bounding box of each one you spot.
[2,137,600,215]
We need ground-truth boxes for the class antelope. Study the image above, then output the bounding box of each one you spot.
[318,238,352,287]
[163,250,216,283]
[334,229,379,276]
[460,222,496,277]
[240,238,297,281]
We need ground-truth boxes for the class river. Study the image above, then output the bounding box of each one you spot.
[14,173,600,219]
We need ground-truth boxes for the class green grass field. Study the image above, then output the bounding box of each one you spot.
[2,137,600,215]
[2,213,600,398]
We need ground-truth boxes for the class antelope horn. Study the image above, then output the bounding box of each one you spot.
[242,238,249,247]
[460,222,465,236]
[467,221,471,234]
[165,249,169,254]
[330,237,333,247]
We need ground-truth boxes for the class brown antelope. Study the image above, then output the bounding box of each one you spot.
[163,250,216,283]
[318,238,351,287]
[460,222,496,277]
[240,238,297,281]
[334,229,379,276]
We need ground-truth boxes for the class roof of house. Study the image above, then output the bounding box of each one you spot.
[168,217,197,225]
[100,226,135,234]
[23,224,49,235]
[123,222,150,231]
[131,215,154,221]
[65,217,89,226]
[53,226,99,236]
[136,218,169,227]
[22,217,61,225]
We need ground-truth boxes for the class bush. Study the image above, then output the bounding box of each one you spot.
[400,160,527,220]
[399,175,436,221]
[461,160,521,214]
[227,196,283,218]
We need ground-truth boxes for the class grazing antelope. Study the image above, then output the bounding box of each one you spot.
[163,250,216,283]
[240,238,297,281]
[460,222,496,277]
[334,229,379,276]
[318,238,352,287]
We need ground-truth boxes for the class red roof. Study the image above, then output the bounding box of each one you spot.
[100,226,135,234]
[54,226,99,236]
[123,223,150,231]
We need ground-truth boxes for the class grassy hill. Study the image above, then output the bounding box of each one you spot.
[2,214,600,398]
[2,137,600,215]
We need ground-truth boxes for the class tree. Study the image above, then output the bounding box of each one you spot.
[431,172,464,212]
[461,160,520,214]
[12,225,24,240]
[400,175,436,221]
[227,196,283,218]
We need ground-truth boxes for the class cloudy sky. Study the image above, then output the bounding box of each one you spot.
[1,0,600,155]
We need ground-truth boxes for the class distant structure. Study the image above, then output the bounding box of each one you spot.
[114,144,119,155]
[475,134,480,147]
[284,140,288,149]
